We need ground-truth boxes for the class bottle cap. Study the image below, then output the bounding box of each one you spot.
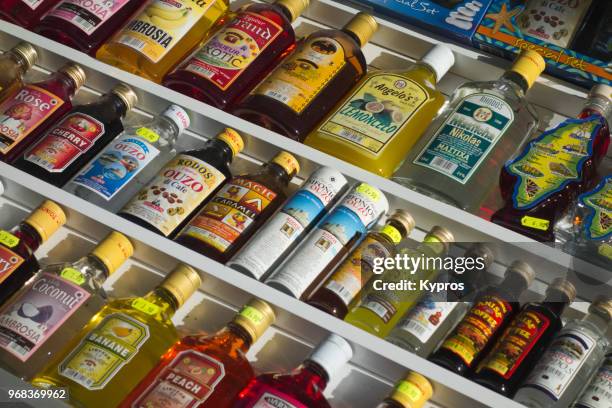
[307,334,353,378]
[10,42,38,70]
[390,371,433,408]
[216,128,244,157]
[92,231,134,275]
[506,260,535,287]
[424,226,454,254]
[232,298,276,343]
[589,296,612,321]
[24,200,66,243]
[159,264,202,308]
[272,151,300,177]
[464,244,494,269]
[343,12,378,47]
[111,83,138,112]
[276,0,309,22]
[509,50,545,89]
[161,105,190,134]
[388,209,415,238]
[546,278,576,303]
[421,44,455,83]
[588,84,612,101]
[59,63,86,90]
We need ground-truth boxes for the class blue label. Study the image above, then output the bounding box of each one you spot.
[320,205,368,246]
[281,190,325,228]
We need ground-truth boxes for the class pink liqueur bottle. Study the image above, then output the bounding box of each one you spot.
[0,0,61,29]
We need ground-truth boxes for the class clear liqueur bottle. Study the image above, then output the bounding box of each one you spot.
[394,50,545,214]
[572,350,612,408]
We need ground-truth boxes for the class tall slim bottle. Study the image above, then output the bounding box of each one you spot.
[572,351,612,408]
[67,105,191,212]
[394,50,545,214]
[0,0,61,29]
[164,0,309,110]
[0,231,134,380]
[32,264,202,407]
[0,42,38,100]
[233,12,377,141]
[375,371,433,408]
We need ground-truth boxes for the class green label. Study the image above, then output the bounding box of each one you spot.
[507,116,602,209]
[318,74,428,155]
[135,127,160,143]
[239,306,264,324]
[581,176,612,241]
[414,93,514,184]
[60,267,86,286]
[58,313,150,390]
[131,298,161,316]
[0,230,19,248]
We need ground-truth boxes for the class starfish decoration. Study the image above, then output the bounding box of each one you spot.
[486,3,522,34]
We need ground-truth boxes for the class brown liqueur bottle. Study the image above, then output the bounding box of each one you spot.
[119,128,244,238]
[429,261,535,375]
[175,151,300,263]
[233,12,377,141]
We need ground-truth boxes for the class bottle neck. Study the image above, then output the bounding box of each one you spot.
[583,310,611,332]
[13,222,43,253]
[144,287,180,315]
[541,291,571,317]
[498,273,528,301]
[275,3,294,22]
[296,360,329,392]
[266,162,291,185]
[225,322,253,352]
[105,93,129,118]
[158,115,181,138]
[342,29,363,47]
[410,62,438,85]
[48,71,78,98]
[209,138,235,163]
[580,96,612,125]
[8,52,30,75]
[500,71,529,94]
[86,254,112,281]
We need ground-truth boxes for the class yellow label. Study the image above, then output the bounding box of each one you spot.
[521,215,550,231]
[131,298,161,315]
[255,36,346,113]
[0,230,19,248]
[240,306,264,324]
[599,243,612,260]
[136,127,161,143]
[396,380,423,402]
[356,183,381,202]
[380,225,401,244]
[60,267,86,286]
[116,0,215,63]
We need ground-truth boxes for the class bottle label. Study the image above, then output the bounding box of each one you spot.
[440,294,513,366]
[0,85,65,155]
[24,113,105,173]
[507,116,603,210]
[396,296,459,343]
[182,177,277,253]
[580,176,612,241]
[521,329,597,401]
[395,380,424,403]
[73,134,160,201]
[318,74,429,155]
[60,267,86,285]
[117,0,216,63]
[477,310,551,379]
[20,0,44,10]
[0,230,19,248]
[121,154,226,236]
[185,11,283,90]
[132,350,225,407]
[47,0,132,35]
[249,391,306,408]
[0,272,90,362]
[575,353,612,408]
[254,36,346,113]
[0,245,25,285]
[131,298,161,316]
[414,93,514,184]
[59,313,150,390]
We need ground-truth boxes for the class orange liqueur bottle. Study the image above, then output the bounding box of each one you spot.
[119,298,275,408]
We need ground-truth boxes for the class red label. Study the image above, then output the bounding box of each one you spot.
[132,350,225,408]
[0,85,64,154]
[25,113,104,172]
[0,246,24,285]
[47,0,132,35]
[184,12,283,90]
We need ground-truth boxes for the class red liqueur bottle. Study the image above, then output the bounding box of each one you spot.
[0,0,61,29]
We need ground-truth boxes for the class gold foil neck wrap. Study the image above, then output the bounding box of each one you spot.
[160,264,202,308]
[343,12,378,46]
[24,200,66,242]
[111,83,138,112]
[11,42,38,70]
[59,63,86,90]
[233,298,276,343]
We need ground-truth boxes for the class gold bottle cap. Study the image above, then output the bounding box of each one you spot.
[343,12,378,47]
[92,231,134,275]
[464,244,495,269]
[276,0,309,22]
[59,63,86,90]
[232,298,276,343]
[111,83,138,112]
[160,264,202,308]
[10,42,38,70]
[589,296,612,321]
[24,200,66,243]
[390,371,433,408]
[272,151,300,177]
[546,278,576,303]
[388,209,415,238]
[506,260,535,287]
[423,225,454,254]
[509,50,545,89]
[216,128,244,157]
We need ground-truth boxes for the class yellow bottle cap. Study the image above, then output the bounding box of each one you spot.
[390,371,433,408]
[509,50,545,89]
[343,12,378,47]
[11,42,38,70]
[111,83,138,112]
[276,0,309,22]
[216,128,244,157]
[92,231,134,275]
[59,63,86,90]
[160,264,202,308]
[24,200,66,243]
[233,298,276,343]
[272,151,300,177]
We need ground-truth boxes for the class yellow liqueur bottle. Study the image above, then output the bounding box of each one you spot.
[305,44,455,178]
[32,264,202,407]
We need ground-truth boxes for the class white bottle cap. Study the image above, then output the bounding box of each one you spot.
[589,84,612,101]
[161,105,190,134]
[421,44,455,83]
[307,334,353,378]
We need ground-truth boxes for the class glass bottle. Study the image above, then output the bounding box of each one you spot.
[32,264,202,407]
[0,231,133,381]
[233,12,378,142]
[163,0,309,111]
[119,128,244,238]
[304,44,454,178]
[514,297,612,408]
[306,209,415,319]
[429,261,535,375]
[0,0,61,29]
[119,298,275,408]
[375,371,433,408]
[0,42,38,101]
[175,151,300,263]
[343,226,454,339]
[15,84,138,188]
[264,182,388,299]
[394,50,545,214]
[0,200,66,305]
[34,0,145,55]
[0,63,86,163]
[231,333,353,408]
[492,84,611,242]
[96,0,230,83]
[472,278,577,397]
[228,166,348,280]
[385,244,495,357]
[572,350,612,408]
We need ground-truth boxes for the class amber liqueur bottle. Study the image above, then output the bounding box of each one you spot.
[0,43,38,100]
[175,151,299,263]
[233,12,377,141]
[471,278,576,397]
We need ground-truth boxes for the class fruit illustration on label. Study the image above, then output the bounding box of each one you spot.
[146,1,192,29]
